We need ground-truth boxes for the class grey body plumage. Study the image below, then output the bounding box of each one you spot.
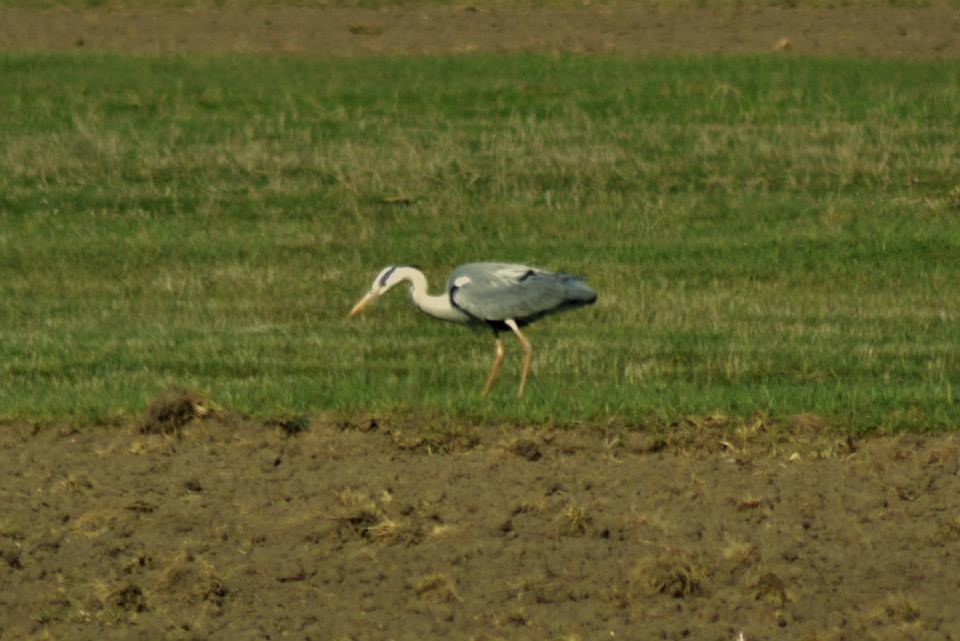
[349,261,597,398]
[447,262,597,331]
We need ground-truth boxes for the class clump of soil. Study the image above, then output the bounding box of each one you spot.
[750,571,789,608]
[108,584,149,613]
[263,414,310,436]
[139,386,212,435]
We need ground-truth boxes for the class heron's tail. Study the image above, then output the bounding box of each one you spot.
[560,274,598,306]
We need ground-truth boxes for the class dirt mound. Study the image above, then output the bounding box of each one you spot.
[2,417,959,640]
[139,386,212,435]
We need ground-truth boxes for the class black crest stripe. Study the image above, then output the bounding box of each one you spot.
[378,266,397,287]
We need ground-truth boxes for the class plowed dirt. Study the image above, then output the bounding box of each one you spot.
[2,411,960,641]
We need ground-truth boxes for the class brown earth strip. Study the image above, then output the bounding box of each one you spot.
[1,3,959,58]
[2,410,960,640]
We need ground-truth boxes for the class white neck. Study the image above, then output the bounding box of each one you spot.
[394,267,469,324]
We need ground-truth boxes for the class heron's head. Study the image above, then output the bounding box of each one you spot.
[348,265,410,318]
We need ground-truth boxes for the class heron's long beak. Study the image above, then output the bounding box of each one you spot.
[348,291,378,318]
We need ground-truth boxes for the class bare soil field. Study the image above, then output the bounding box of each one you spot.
[2,399,960,641]
[1,2,959,58]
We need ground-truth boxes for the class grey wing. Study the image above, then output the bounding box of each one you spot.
[448,262,597,323]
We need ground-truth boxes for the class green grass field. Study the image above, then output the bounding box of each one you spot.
[1,52,958,430]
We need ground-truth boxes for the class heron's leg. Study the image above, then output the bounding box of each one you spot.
[481,336,505,397]
[505,319,533,399]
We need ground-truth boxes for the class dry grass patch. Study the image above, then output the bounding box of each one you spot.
[722,538,759,568]
[334,487,423,546]
[69,508,140,538]
[552,502,594,538]
[940,513,960,540]
[154,550,227,607]
[414,573,462,603]
[630,549,708,598]
[861,593,923,628]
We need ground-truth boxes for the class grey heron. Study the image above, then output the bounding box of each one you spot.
[349,262,597,398]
